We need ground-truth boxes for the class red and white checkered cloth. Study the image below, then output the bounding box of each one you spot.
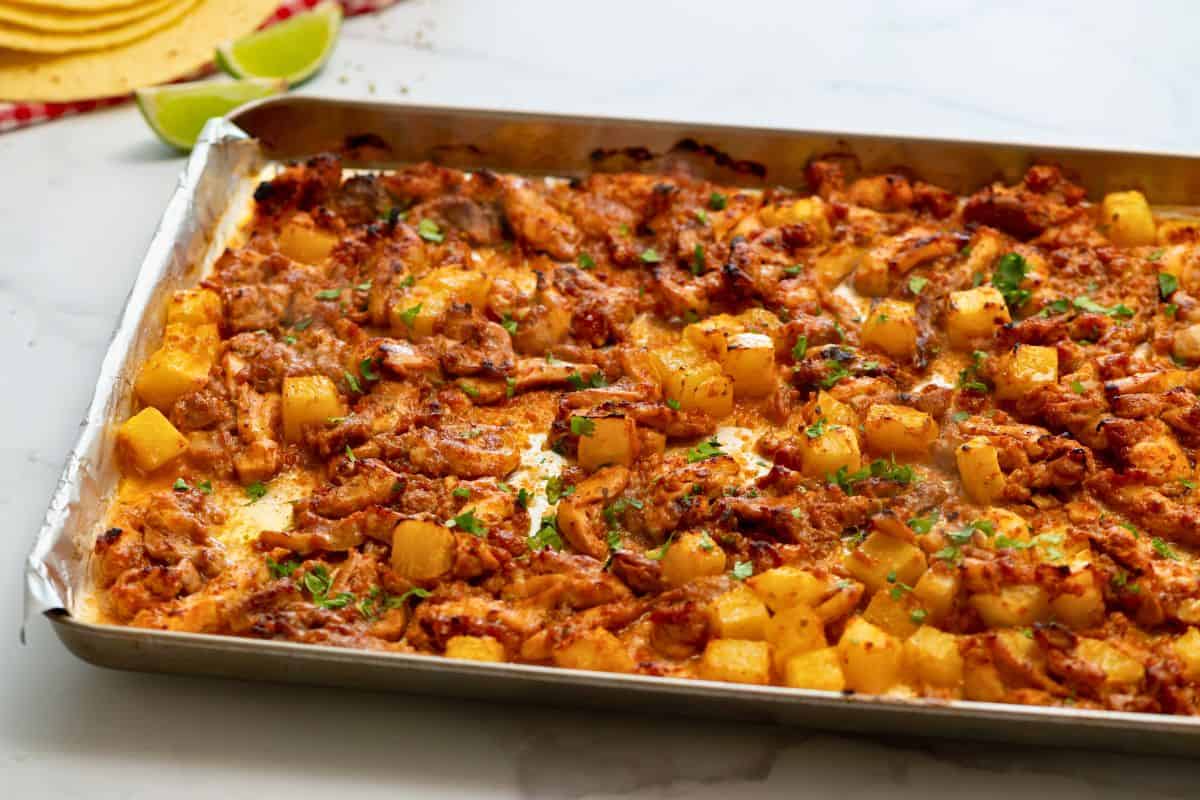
[0,0,396,134]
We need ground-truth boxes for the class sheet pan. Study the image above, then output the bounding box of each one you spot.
[25,95,1200,755]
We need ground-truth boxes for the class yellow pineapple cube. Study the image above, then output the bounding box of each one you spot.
[135,344,213,411]
[747,566,827,612]
[1125,430,1191,481]
[554,629,635,673]
[837,616,905,694]
[783,647,845,691]
[863,589,923,639]
[709,584,770,640]
[1074,638,1145,687]
[279,214,339,264]
[912,568,959,624]
[904,625,963,688]
[1172,628,1200,681]
[117,407,188,474]
[863,404,937,457]
[844,531,927,595]
[799,424,861,480]
[576,415,638,471]
[946,287,1010,349]
[281,375,346,442]
[1050,569,1105,629]
[721,332,777,397]
[660,531,726,587]
[166,289,222,326]
[760,197,830,239]
[445,635,506,662]
[969,584,1050,628]
[995,345,1058,400]
[766,604,827,672]
[811,390,857,428]
[861,299,919,359]
[699,639,772,685]
[956,436,1005,504]
[1101,190,1156,247]
[648,344,733,418]
[390,519,455,581]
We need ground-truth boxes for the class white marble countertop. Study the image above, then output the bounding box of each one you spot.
[2,1,1198,795]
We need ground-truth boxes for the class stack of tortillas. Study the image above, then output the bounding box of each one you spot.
[0,0,279,101]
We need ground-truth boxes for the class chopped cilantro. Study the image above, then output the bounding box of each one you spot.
[909,609,928,625]
[805,417,828,439]
[417,218,444,242]
[398,303,422,328]
[501,313,519,335]
[570,416,596,437]
[517,488,531,508]
[933,546,961,565]
[529,516,564,551]
[692,244,705,275]
[452,486,471,499]
[293,316,314,331]
[666,398,681,411]
[640,248,663,264]
[172,477,189,492]
[709,192,728,211]
[908,510,939,534]
[791,335,808,361]
[820,360,850,388]
[197,479,213,495]
[1071,380,1086,395]
[545,475,574,504]
[647,533,675,561]
[697,532,716,552]
[450,509,487,537]
[1166,303,1179,318]
[686,438,723,463]
[245,481,267,503]
[578,252,596,270]
[266,557,299,579]
[458,382,480,399]
[732,560,754,580]
[1073,296,1134,318]
[951,411,970,423]
[505,377,517,399]
[607,528,622,552]
[908,276,929,295]
[1159,272,1179,299]
[1148,248,1165,262]
[695,209,710,225]
[345,445,357,464]
[992,253,1030,309]
[360,357,380,382]
[344,370,363,394]
[1151,537,1180,560]
[314,288,342,300]
[994,534,1033,550]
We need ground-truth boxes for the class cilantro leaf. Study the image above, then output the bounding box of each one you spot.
[709,192,727,211]
[992,252,1030,309]
[529,516,564,551]
[908,276,929,295]
[686,438,723,463]
[245,481,267,502]
[732,560,754,580]
[791,335,808,362]
[266,557,299,579]
[1159,272,1179,299]
[570,416,596,437]
[640,248,663,264]
[417,218,444,242]
[450,509,487,537]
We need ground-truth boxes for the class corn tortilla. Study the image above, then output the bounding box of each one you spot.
[6,0,151,10]
[0,0,278,101]
[0,0,199,53]
[0,0,181,34]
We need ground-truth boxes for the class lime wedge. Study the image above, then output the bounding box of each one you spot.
[136,78,286,152]
[215,0,342,86]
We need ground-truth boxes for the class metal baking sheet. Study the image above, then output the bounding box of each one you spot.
[24,95,1200,756]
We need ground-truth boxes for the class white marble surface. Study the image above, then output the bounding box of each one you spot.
[3,0,1199,795]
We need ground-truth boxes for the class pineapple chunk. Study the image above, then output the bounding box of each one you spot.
[1075,639,1145,687]
[660,531,726,587]
[709,584,770,640]
[117,407,188,474]
[837,617,905,693]
[811,390,857,428]
[798,424,861,479]
[166,289,222,326]
[853,251,889,297]
[699,639,772,685]
[747,566,827,613]
[844,531,927,595]
[861,300,919,359]
[912,568,959,624]
[390,520,455,581]
[760,197,830,239]
[281,375,345,443]
[1172,324,1200,362]
[863,589,923,639]
[970,584,1050,628]
[1125,429,1191,480]
[554,629,635,673]
[391,291,448,339]
[956,436,1005,504]
[783,647,845,691]
[722,332,777,397]
[1101,190,1156,247]
[576,415,638,471]
[647,344,734,418]
[766,604,828,672]
[946,287,1010,349]
[1050,569,1104,629]
[135,342,213,411]
[682,314,739,360]
[1172,628,1200,681]
[995,345,1057,400]
[863,404,937,457]
[445,635,506,662]
[279,214,338,264]
[904,626,964,688]
[812,243,862,287]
